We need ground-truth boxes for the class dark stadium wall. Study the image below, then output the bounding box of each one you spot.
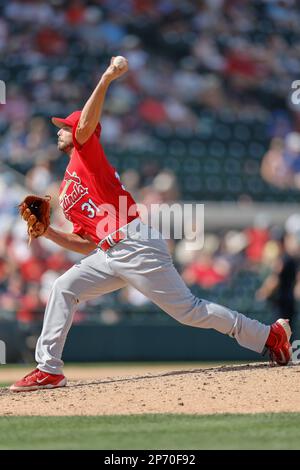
[62,324,260,362]
[1,320,262,363]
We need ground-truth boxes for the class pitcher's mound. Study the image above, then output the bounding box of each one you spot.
[1,363,300,416]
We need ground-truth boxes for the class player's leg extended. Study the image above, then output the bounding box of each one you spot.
[110,234,269,354]
[35,248,126,374]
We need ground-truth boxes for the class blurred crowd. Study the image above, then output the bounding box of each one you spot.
[261,131,300,190]
[1,160,300,331]
[1,0,300,166]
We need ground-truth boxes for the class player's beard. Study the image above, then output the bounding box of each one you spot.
[58,140,73,154]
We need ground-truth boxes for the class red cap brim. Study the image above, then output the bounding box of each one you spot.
[51,117,73,128]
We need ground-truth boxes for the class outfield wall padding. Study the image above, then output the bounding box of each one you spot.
[63,323,259,362]
[0,320,265,363]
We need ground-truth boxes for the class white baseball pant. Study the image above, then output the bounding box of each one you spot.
[36,219,270,374]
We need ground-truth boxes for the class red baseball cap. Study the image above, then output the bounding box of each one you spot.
[51,110,81,128]
[51,110,101,137]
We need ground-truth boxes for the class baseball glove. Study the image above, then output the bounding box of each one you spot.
[19,195,51,244]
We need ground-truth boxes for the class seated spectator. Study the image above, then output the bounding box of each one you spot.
[261,133,300,189]
[17,283,44,324]
[182,252,230,289]
[245,216,270,264]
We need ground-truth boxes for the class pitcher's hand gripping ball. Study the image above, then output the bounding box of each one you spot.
[19,195,51,245]
[113,56,127,70]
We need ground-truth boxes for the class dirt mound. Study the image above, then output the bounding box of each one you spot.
[1,363,300,416]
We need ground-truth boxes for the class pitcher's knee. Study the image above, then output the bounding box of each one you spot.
[173,296,204,326]
[51,275,79,305]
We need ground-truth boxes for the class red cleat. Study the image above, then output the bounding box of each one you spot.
[10,368,67,392]
[265,319,292,366]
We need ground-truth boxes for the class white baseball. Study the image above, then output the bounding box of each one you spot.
[113,56,127,70]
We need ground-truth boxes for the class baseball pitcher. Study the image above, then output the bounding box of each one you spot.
[11,57,292,392]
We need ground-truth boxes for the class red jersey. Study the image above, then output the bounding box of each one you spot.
[59,121,138,244]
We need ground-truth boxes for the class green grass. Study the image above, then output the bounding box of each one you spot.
[0,413,299,450]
